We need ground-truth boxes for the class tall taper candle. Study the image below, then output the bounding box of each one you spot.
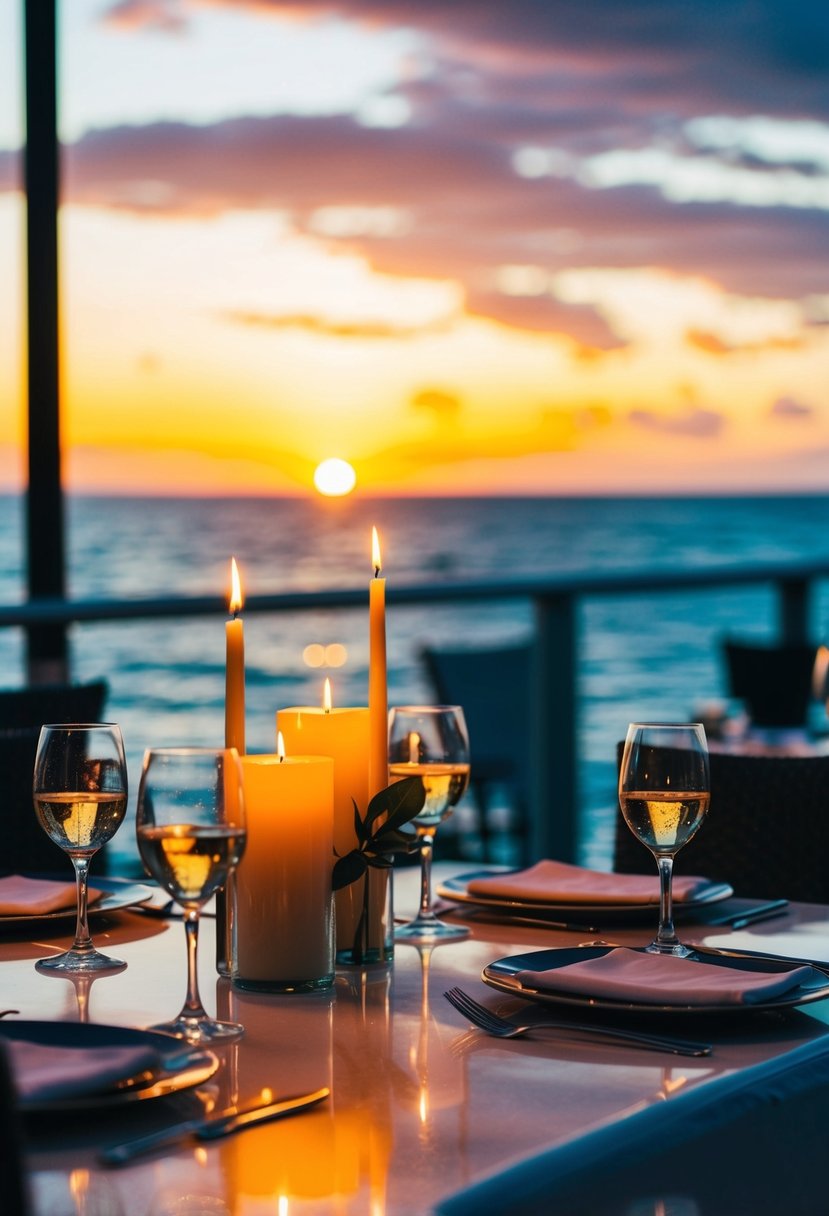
[220,555,245,977]
[225,556,246,756]
[368,526,388,798]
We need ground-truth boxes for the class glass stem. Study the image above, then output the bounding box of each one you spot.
[655,854,679,947]
[70,855,94,954]
[182,909,208,1019]
[418,834,437,921]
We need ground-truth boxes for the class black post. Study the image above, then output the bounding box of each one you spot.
[779,577,810,645]
[531,593,579,862]
[24,0,68,683]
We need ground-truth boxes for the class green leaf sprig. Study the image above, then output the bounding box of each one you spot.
[332,775,425,891]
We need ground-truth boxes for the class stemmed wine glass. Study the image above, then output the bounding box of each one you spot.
[389,706,470,941]
[33,723,128,973]
[618,722,710,957]
[136,747,246,1042]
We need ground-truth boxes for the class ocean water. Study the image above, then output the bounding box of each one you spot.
[2,494,829,873]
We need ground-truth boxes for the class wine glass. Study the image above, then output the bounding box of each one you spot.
[389,706,471,941]
[136,747,246,1042]
[618,722,710,957]
[33,723,128,973]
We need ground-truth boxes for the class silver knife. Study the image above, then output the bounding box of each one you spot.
[100,1086,330,1166]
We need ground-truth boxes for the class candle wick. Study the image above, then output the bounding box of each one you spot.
[373,565,380,579]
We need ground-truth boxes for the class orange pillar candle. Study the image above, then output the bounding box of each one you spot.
[277,683,370,864]
[233,741,334,992]
[368,526,388,799]
[225,556,246,756]
[278,684,372,960]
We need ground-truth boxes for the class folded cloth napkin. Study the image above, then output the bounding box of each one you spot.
[0,875,102,916]
[466,860,712,905]
[7,1037,163,1103]
[516,947,815,1006]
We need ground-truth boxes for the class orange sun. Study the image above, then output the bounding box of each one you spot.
[313,458,357,497]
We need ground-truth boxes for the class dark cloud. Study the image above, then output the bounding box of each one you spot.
[686,329,805,355]
[223,309,454,339]
[410,389,462,421]
[770,395,815,419]
[103,0,188,33]
[629,406,725,438]
[184,0,829,117]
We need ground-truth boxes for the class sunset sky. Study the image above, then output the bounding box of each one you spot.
[1,0,828,496]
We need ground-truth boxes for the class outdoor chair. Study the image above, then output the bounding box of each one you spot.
[0,1041,29,1216]
[0,680,109,875]
[420,643,532,864]
[613,745,829,902]
[722,638,818,728]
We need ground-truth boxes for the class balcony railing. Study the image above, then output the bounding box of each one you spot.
[3,556,827,862]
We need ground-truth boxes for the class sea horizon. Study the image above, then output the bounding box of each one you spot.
[2,492,829,873]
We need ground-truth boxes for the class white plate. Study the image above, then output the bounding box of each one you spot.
[437,870,733,923]
[0,877,154,932]
[482,945,829,1016]
[0,1020,218,1111]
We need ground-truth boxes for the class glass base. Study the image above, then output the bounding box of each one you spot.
[395,916,470,942]
[36,949,126,975]
[152,1013,245,1043]
[645,940,695,958]
[232,972,334,994]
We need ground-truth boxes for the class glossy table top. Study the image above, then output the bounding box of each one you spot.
[6,865,829,1216]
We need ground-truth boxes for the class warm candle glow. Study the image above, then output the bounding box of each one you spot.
[277,730,286,762]
[225,556,246,757]
[368,525,388,801]
[229,555,243,615]
[323,677,333,713]
[409,731,420,764]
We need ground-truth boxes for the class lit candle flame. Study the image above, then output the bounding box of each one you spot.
[371,526,382,577]
[323,676,332,713]
[277,730,286,763]
[229,556,243,616]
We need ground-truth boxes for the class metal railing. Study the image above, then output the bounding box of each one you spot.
[3,556,827,861]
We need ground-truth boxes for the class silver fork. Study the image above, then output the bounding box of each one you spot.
[443,987,712,1056]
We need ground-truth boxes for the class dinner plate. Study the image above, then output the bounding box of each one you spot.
[437,870,734,923]
[482,946,829,1015]
[0,1020,218,1111]
[0,876,154,931]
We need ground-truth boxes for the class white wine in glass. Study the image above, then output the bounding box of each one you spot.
[389,706,471,942]
[619,722,710,957]
[136,747,246,1043]
[33,723,129,974]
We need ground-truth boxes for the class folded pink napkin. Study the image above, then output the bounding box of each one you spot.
[7,1038,162,1102]
[466,860,711,906]
[516,948,814,1006]
[0,875,102,916]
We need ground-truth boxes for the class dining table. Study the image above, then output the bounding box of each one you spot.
[6,862,829,1216]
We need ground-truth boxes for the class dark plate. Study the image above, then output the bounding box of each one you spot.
[0,1020,217,1111]
[482,945,829,1015]
[438,870,733,924]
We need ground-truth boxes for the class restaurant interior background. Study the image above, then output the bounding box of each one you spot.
[1,0,828,873]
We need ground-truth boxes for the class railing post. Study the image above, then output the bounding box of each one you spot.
[531,593,578,863]
[779,577,810,645]
[24,0,68,683]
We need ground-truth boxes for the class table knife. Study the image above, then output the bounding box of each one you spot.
[100,1086,330,1166]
